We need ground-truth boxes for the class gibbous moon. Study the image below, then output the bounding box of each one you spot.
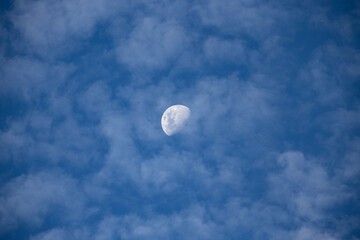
[161,105,191,136]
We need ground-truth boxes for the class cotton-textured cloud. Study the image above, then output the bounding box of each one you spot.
[0,170,84,232]
[10,0,124,57]
[203,37,245,65]
[116,17,189,70]
[1,0,359,239]
[195,0,287,39]
[269,152,348,222]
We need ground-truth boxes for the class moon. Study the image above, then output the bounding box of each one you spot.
[161,105,191,136]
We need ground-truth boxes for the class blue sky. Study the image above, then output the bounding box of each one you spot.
[0,0,360,239]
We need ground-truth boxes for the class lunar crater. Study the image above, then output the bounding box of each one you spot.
[161,105,190,136]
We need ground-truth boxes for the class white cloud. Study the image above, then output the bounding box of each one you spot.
[30,227,91,240]
[0,57,73,100]
[0,97,105,167]
[269,152,349,222]
[94,74,276,196]
[100,205,219,240]
[294,227,337,240]
[11,0,124,56]
[0,171,84,231]
[1,0,359,239]
[195,0,287,40]
[30,228,69,240]
[116,17,189,70]
[203,37,245,64]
